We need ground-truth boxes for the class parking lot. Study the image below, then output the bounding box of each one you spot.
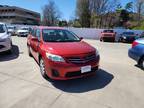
[0,36,144,108]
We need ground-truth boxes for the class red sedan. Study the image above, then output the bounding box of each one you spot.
[100,30,116,42]
[27,26,100,80]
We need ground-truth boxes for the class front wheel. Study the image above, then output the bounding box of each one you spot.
[40,58,48,78]
[139,57,144,70]
[27,45,32,57]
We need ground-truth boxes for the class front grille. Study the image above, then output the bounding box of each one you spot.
[66,54,97,64]
[65,66,98,78]
[19,32,25,34]
[103,34,113,37]
[0,45,5,49]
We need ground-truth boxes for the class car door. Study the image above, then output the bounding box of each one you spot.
[30,29,36,51]
[32,29,41,61]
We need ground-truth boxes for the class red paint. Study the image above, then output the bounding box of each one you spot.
[27,26,100,80]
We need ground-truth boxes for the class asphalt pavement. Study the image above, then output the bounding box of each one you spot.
[0,37,144,108]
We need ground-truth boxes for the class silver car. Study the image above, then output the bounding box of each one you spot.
[0,22,12,53]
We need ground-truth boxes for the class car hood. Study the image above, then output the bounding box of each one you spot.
[17,30,28,32]
[102,33,115,35]
[43,41,96,55]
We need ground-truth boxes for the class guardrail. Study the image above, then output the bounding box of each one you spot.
[6,24,144,40]
[67,27,144,41]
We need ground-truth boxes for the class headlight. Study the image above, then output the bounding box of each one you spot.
[46,53,65,62]
[123,36,126,39]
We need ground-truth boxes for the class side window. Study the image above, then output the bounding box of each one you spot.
[36,29,41,41]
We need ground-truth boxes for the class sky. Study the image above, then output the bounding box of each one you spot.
[0,0,132,21]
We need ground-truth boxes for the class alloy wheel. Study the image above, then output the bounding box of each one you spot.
[40,58,47,78]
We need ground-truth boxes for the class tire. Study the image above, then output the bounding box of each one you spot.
[139,57,144,70]
[40,58,48,78]
[6,49,12,54]
[118,38,122,42]
[100,38,103,42]
[27,45,32,57]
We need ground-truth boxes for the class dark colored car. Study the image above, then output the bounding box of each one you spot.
[100,30,116,42]
[139,32,144,38]
[27,26,100,80]
[128,38,144,69]
[119,32,139,43]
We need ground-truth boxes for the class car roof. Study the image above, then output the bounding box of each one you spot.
[0,22,5,25]
[136,38,144,44]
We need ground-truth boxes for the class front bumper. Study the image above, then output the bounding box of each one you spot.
[44,55,100,80]
[0,38,12,53]
[101,36,115,41]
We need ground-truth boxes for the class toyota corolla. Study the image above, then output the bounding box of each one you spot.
[27,27,100,80]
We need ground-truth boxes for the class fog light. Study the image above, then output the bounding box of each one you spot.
[52,69,59,77]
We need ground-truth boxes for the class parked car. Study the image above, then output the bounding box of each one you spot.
[100,29,116,42]
[7,26,16,36]
[119,31,139,43]
[0,22,12,53]
[27,27,100,80]
[139,31,144,38]
[16,27,30,37]
[128,38,144,69]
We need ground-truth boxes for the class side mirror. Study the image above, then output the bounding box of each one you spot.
[80,37,83,40]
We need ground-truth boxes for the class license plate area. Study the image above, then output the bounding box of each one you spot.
[81,65,91,73]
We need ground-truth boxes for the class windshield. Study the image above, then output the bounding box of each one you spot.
[123,32,134,35]
[0,24,5,33]
[42,29,81,42]
[21,28,29,30]
[8,27,14,29]
[103,30,114,33]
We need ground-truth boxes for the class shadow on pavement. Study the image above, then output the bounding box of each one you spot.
[135,64,144,71]
[0,45,20,61]
[50,69,114,93]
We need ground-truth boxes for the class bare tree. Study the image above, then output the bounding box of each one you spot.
[42,0,61,26]
[89,0,119,15]
[76,0,91,27]
[89,0,119,28]
[135,0,144,24]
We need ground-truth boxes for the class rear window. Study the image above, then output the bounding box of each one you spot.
[103,30,114,33]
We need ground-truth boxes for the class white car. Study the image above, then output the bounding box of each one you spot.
[0,22,12,53]
[16,27,29,37]
[7,26,16,36]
